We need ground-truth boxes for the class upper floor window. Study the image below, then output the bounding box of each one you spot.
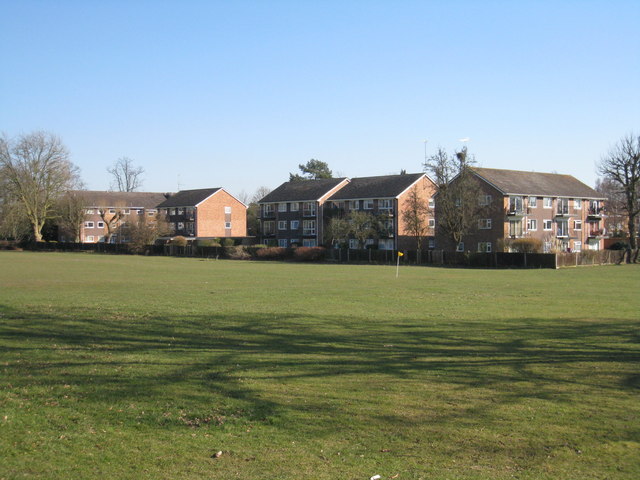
[109,208,116,214]
[85,209,94,214]
[278,220,287,230]
[225,206,232,214]
[543,197,552,208]
[170,208,176,216]
[177,208,184,215]
[350,200,359,210]
[428,218,435,228]
[528,196,537,208]
[557,198,569,215]
[263,204,274,215]
[478,218,492,229]
[303,202,316,216]
[428,197,435,209]
[97,221,105,228]
[527,219,537,231]
[290,220,300,230]
[290,202,299,212]
[543,219,553,230]
[278,203,287,212]
[508,196,523,213]
[303,220,316,235]
[84,221,94,228]
[479,195,492,206]
[363,199,374,210]
[123,209,130,215]
[574,199,582,210]
[378,199,392,210]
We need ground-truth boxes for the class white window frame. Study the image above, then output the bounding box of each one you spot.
[263,204,274,215]
[543,220,552,231]
[225,222,232,229]
[363,199,374,210]
[574,241,582,252]
[225,206,232,214]
[85,209,94,214]
[277,203,287,212]
[263,221,275,234]
[177,222,184,230]
[123,209,130,215]
[349,239,359,249]
[303,220,316,235]
[170,208,176,216]
[278,239,288,247]
[574,220,582,230]
[302,239,317,247]
[86,235,94,242]
[97,221,105,228]
[428,197,435,209]
[477,242,492,253]
[528,196,537,208]
[350,200,359,210]
[378,199,392,210]
[428,218,435,228]
[456,242,464,252]
[278,220,287,230]
[290,202,299,212]
[177,208,184,215]
[84,221,94,228]
[543,197,552,208]
[574,199,582,210]
[290,220,299,230]
[479,195,492,206]
[109,208,116,214]
[478,218,492,229]
[527,219,537,231]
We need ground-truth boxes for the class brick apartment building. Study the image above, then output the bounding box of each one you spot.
[436,168,607,253]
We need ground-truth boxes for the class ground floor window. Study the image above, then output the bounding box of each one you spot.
[278,239,288,247]
[302,239,317,247]
[573,241,582,252]
[456,242,464,252]
[378,239,394,250]
[477,242,492,253]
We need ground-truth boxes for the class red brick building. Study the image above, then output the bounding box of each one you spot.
[157,188,247,239]
[436,168,607,253]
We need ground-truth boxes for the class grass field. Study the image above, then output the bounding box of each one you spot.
[0,251,638,479]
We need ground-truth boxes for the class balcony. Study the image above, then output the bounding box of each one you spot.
[303,209,316,217]
[587,207,603,218]
[262,210,275,219]
[588,228,605,238]
[555,205,572,217]
[505,208,525,218]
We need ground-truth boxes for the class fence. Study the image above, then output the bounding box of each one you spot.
[22,242,629,268]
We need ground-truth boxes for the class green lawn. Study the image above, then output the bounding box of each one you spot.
[0,251,638,479]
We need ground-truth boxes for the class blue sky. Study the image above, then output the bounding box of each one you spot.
[1,0,638,199]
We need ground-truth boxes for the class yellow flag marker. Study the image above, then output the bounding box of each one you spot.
[396,251,403,277]
[398,251,404,256]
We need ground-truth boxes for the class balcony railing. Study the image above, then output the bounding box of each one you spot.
[303,209,316,217]
[588,207,603,217]
[506,208,525,216]
[262,210,275,219]
[588,228,605,237]
[556,205,570,216]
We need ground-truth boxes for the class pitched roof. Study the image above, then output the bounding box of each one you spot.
[471,168,605,199]
[75,191,170,209]
[156,188,222,208]
[259,178,348,203]
[327,173,427,200]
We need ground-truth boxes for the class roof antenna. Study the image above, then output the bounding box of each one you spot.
[177,174,183,191]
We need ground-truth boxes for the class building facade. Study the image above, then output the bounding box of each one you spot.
[157,188,247,239]
[436,168,607,253]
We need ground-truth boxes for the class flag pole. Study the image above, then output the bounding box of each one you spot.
[396,251,403,278]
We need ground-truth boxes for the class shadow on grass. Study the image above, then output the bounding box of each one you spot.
[1,303,639,430]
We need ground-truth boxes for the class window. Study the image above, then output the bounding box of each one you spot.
[528,196,537,208]
[290,239,299,246]
[109,209,116,214]
[97,221,105,228]
[557,198,569,215]
[177,222,184,230]
[574,220,582,230]
[278,239,288,247]
[509,220,523,237]
[378,239,394,250]
[225,222,231,229]
[508,196,523,213]
[379,199,392,210]
[574,241,582,252]
[478,242,492,253]
[263,204,274,215]
[263,221,275,234]
[303,202,316,216]
[383,219,394,231]
[136,209,143,214]
[428,238,435,249]
[527,219,537,231]
[350,200,359,210]
[177,208,184,215]
[574,199,582,210]
[169,208,176,216]
[428,218,435,228]
[224,206,232,214]
[187,222,194,233]
[86,235,94,242]
[543,220,553,230]
[543,241,552,253]
[349,239,360,249]
[303,239,317,247]
[478,218,492,229]
[84,221,94,228]
[303,220,316,235]
[543,197,552,208]
[363,199,374,210]
[85,209,94,214]
[278,220,287,230]
[290,202,299,212]
[456,242,464,252]
[428,197,435,209]
[278,203,287,212]
[557,220,568,237]
[123,209,130,215]
[479,195,492,206]
[290,220,299,230]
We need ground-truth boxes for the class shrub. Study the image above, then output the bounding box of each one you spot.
[222,238,235,247]
[170,236,188,247]
[507,237,542,253]
[608,241,629,251]
[198,239,221,247]
[225,245,250,260]
[292,246,326,262]
[254,247,288,260]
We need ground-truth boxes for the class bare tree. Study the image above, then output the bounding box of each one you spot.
[595,177,627,237]
[56,191,86,242]
[108,157,144,192]
[425,146,482,250]
[98,206,124,243]
[402,185,431,250]
[247,186,272,237]
[0,131,81,241]
[597,133,640,262]
[128,212,171,253]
